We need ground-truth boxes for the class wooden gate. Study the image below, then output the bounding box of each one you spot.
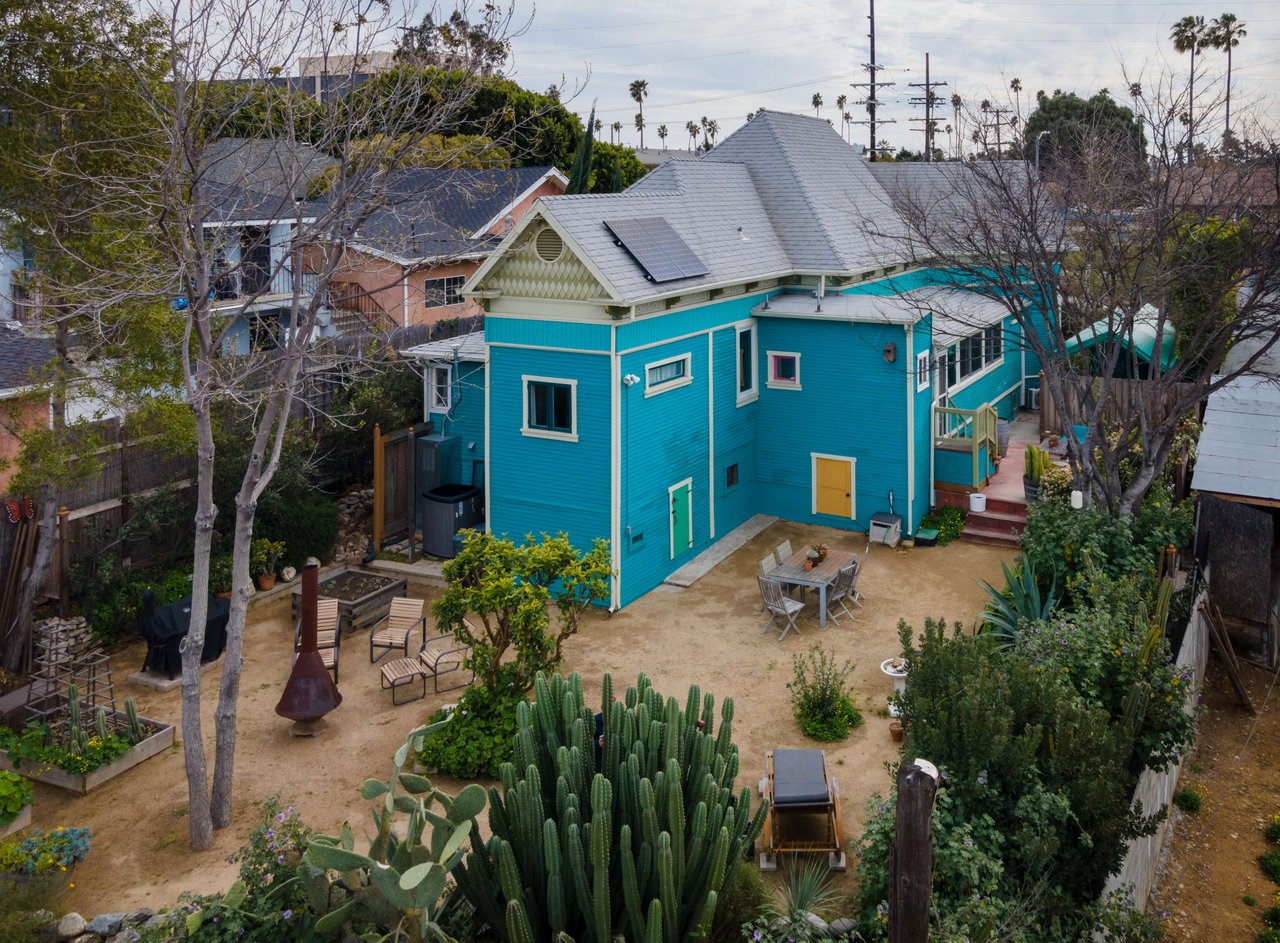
[372,421,433,555]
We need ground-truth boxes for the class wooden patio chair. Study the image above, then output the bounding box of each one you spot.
[369,597,427,663]
[379,621,474,705]
[819,564,858,625]
[758,576,804,641]
[758,748,846,871]
[294,598,341,683]
[847,556,864,608]
[773,539,794,566]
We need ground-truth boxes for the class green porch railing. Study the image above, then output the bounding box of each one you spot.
[934,403,999,486]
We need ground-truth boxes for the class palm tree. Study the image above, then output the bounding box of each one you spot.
[1170,15,1210,161]
[811,92,823,118]
[746,112,755,123]
[594,117,603,137]
[628,79,649,148]
[706,119,719,145]
[1010,77,1023,119]
[699,115,711,149]
[657,123,668,150]
[1209,13,1246,143]
[611,120,622,145]
[686,120,699,150]
[835,93,848,139]
[951,93,962,156]
[843,111,852,143]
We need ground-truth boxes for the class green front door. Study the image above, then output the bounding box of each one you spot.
[669,480,692,559]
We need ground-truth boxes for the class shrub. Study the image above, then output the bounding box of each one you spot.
[708,861,771,943]
[920,505,966,545]
[0,873,68,943]
[72,556,197,644]
[1266,813,1280,844]
[417,682,524,777]
[788,644,863,741]
[249,538,287,578]
[0,827,91,875]
[255,491,339,570]
[0,772,32,826]
[208,554,234,594]
[1261,850,1280,884]
[1171,786,1202,813]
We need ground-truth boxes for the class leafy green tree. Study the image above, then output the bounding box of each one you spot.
[433,531,611,691]
[565,104,596,195]
[396,5,512,76]
[589,141,647,194]
[346,132,512,169]
[1021,89,1145,172]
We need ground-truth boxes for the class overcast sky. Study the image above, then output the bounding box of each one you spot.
[499,0,1279,154]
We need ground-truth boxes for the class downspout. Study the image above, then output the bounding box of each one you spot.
[905,324,915,534]
[610,323,621,611]
[402,267,409,329]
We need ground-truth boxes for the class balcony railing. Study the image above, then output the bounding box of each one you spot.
[324,281,397,334]
[210,266,318,305]
[934,403,1000,486]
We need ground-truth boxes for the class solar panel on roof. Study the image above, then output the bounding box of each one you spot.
[603,217,709,283]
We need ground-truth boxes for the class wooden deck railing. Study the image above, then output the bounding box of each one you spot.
[934,403,999,486]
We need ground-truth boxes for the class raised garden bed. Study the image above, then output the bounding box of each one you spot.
[0,804,31,840]
[291,565,407,635]
[0,715,175,795]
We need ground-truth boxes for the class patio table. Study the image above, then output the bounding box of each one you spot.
[771,549,851,628]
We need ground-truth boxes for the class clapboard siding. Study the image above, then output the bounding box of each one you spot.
[711,325,759,539]
[617,294,763,351]
[946,315,1024,420]
[427,362,487,484]
[486,316,613,352]
[911,317,934,524]
[487,346,610,552]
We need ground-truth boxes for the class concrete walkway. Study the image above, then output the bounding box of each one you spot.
[663,514,778,587]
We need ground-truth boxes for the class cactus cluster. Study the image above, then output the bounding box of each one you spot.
[66,684,86,753]
[1024,444,1051,482]
[302,718,486,943]
[123,699,145,744]
[455,672,766,943]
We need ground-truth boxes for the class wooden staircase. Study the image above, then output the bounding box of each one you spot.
[935,489,1027,548]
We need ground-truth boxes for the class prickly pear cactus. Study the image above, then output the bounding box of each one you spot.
[455,672,765,943]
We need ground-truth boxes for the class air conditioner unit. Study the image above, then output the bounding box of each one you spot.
[1026,387,1040,411]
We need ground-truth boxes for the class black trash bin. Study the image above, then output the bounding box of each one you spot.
[421,484,484,557]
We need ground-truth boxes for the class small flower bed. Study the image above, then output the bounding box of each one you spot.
[0,827,91,876]
[0,723,134,776]
[0,772,32,827]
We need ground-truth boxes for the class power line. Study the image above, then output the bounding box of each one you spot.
[908,53,948,159]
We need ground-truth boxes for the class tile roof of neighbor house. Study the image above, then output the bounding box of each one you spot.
[0,324,55,392]
[352,166,566,264]
[1192,373,1280,503]
[401,329,487,363]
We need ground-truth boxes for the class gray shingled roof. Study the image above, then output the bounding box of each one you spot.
[1192,374,1280,502]
[541,157,791,303]
[354,166,560,263]
[204,138,336,200]
[401,330,487,363]
[0,325,54,392]
[703,111,909,272]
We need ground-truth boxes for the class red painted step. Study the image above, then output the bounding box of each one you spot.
[959,522,1022,547]
[935,490,1028,519]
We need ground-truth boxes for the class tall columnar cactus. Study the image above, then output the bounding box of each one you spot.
[66,684,86,754]
[123,699,145,744]
[455,672,766,943]
[1024,444,1050,483]
[302,718,487,942]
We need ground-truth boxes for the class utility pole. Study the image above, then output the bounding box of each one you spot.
[984,106,1014,157]
[849,0,895,160]
[907,53,947,160]
[888,759,939,943]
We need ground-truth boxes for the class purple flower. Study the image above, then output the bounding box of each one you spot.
[277,855,285,864]
[282,909,293,921]
[277,812,287,824]
[266,828,276,839]
[964,839,974,847]
[753,931,763,942]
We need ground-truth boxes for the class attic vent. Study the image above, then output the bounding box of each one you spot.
[535,227,564,263]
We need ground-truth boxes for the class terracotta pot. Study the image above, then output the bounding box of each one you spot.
[803,560,814,571]
[889,720,905,743]
[216,590,232,599]
[256,573,277,591]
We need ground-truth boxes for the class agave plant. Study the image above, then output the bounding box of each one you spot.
[979,557,1058,643]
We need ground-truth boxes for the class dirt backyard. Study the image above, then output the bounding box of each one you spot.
[1150,658,1280,941]
[32,521,1012,918]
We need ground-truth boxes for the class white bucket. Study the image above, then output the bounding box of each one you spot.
[969,493,988,514]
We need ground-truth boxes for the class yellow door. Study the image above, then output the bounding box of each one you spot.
[815,458,852,518]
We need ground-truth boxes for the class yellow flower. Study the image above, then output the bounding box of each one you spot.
[69,883,75,890]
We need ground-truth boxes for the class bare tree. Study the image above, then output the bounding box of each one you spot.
[73,0,528,850]
[869,79,1280,517]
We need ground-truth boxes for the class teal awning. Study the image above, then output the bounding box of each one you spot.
[1064,306,1177,371]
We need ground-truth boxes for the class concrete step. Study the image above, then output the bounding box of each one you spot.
[959,520,1023,547]
[935,490,1028,518]
[967,509,1027,534]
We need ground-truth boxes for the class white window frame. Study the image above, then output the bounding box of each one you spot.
[668,477,693,559]
[810,452,857,521]
[644,352,693,397]
[521,374,578,442]
[424,274,466,307]
[766,350,802,390]
[735,321,758,405]
[943,323,1007,396]
[915,350,930,392]
[428,364,453,412]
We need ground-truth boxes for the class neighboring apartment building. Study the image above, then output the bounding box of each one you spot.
[327,165,567,332]
[417,111,1042,609]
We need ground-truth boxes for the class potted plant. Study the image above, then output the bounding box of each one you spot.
[1023,445,1049,502]
[210,554,234,597]
[250,538,287,591]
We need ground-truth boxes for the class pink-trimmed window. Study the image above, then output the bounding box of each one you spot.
[767,351,801,389]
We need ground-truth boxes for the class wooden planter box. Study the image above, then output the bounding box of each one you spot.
[291,566,407,635]
[0,718,174,795]
[0,804,31,840]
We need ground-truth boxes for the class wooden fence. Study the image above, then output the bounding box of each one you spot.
[371,421,433,557]
[1039,373,1197,438]
[1101,584,1210,911]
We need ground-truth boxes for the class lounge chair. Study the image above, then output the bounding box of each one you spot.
[758,748,847,871]
[379,624,474,704]
[294,598,341,683]
[758,575,804,640]
[369,597,427,663]
[819,564,858,625]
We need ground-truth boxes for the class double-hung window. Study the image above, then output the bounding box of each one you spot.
[523,376,577,440]
[735,323,758,403]
[915,350,931,392]
[644,353,692,396]
[424,275,465,307]
[428,364,452,412]
[959,335,984,379]
[984,324,1004,362]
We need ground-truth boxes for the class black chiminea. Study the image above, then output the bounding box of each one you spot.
[275,560,341,735]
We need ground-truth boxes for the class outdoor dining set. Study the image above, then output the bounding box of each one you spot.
[756,539,864,640]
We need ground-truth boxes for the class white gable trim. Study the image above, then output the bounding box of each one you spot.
[468,169,569,239]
